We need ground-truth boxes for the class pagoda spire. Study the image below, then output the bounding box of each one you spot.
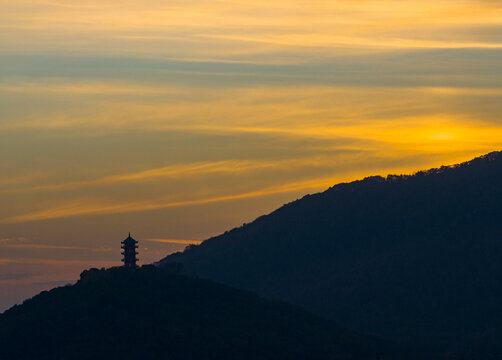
[121,233,138,268]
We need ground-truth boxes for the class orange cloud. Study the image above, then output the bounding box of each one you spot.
[146,239,203,245]
[3,155,351,194]
[0,176,344,224]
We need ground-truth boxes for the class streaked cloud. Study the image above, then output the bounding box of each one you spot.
[0,258,117,266]
[1,155,364,194]
[146,239,203,245]
[0,237,29,245]
[0,273,32,281]
[0,176,343,224]
[2,80,501,226]
[1,0,501,61]
[0,243,113,252]
[3,82,502,132]
[0,82,181,96]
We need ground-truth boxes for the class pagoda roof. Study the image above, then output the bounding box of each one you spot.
[121,233,138,244]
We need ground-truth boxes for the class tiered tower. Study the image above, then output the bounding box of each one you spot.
[121,233,138,268]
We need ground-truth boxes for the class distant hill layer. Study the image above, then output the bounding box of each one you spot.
[160,151,502,356]
[0,266,400,360]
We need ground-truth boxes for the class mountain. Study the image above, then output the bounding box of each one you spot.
[159,151,502,357]
[0,265,402,360]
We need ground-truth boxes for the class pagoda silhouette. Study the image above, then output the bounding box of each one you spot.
[121,233,138,268]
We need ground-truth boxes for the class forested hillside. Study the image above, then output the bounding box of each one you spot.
[161,151,502,357]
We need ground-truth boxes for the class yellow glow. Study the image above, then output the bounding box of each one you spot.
[2,81,502,225]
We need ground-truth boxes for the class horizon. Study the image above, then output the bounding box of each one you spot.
[2,0,502,312]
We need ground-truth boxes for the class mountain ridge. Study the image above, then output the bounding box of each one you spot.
[160,150,502,357]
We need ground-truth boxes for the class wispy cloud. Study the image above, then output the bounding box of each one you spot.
[0,258,117,266]
[0,238,112,253]
[0,237,28,245]
[0,176,343,224]
[146,238,203,245]
[2,156,352,194]
[1,243,87,250]
[0,243,113,252]
[0,273,32,280]
[0,82,181,96]
[4,83,502,133]
[1,0,501,61]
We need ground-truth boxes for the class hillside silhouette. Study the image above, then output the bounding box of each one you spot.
[160,151,502,357]
[0,266,402,360]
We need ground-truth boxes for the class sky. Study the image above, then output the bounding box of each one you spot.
[1,0,502,311]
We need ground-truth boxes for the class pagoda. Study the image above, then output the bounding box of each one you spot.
[121,233,138,268]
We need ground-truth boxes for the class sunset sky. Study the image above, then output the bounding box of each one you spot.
[1,0,502,311]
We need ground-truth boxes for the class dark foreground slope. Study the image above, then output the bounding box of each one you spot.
[0,266,401,360]
[160,151,502,356]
